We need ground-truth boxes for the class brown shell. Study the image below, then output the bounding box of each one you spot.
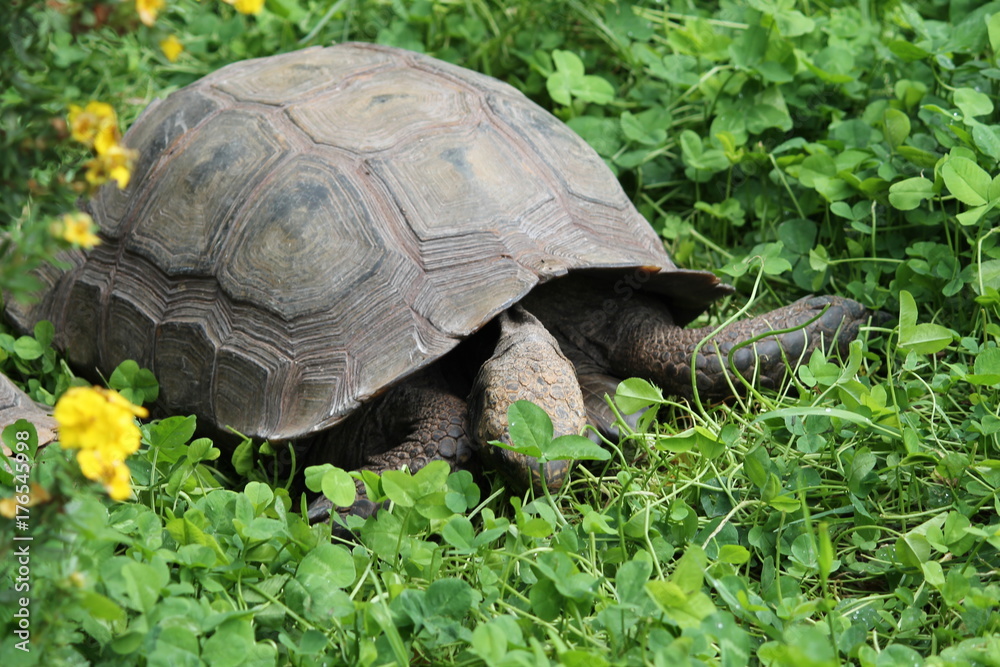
[10,43,730,441]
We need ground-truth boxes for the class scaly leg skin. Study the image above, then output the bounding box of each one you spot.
[655,295,874,399]
[577,372,626,443]
[467,305,587,492]
[305,377,474,524]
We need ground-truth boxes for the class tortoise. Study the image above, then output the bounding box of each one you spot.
[5,43,876,517]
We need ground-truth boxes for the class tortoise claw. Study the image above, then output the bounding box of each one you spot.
[305,495,379,526]
[484,445,571,494]
[684,295,882,398]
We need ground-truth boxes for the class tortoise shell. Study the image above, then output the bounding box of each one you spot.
[10,43,730,441]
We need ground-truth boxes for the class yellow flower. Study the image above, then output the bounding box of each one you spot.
[223,0,265,15]
[93,122,120,156]
[54,386,147,501]
[53,211,101,248]
[84,143,137,189]
[136,0,164,26]
[76,451,134,501]
[67,101,117,147]
[105,461,133,501]
[55,387,147,457]
[67,100,133,190]
[0,484,52,519]
[102,387,149,417]
[160,34,184,62]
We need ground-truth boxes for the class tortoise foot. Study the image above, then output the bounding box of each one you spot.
[303,376,475,525]
[690,295,880,398]
[468,306,588,493]
[306,494,379,527]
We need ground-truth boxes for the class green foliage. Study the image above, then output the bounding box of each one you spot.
[0,320,77,405]
[109,360,160,407]
[4,0,1000,665]
[496,399,612,463]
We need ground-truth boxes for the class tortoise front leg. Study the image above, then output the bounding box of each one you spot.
[467,306,587,492]
[305,377,475,523]
[616,294,876,400]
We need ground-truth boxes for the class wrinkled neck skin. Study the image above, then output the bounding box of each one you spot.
[520,275,701,396]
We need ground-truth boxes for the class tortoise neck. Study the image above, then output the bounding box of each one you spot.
[603,303,708,397]
[521,276,692,391]
[599,296,665,368]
